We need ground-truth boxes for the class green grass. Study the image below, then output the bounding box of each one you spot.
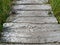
[50,0,60,23]
[0,0,12,32]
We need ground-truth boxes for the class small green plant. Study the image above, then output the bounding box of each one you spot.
[50,0,60,23]
[0,0,12,32]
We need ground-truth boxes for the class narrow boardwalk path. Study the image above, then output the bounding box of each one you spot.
[1,0,60,45]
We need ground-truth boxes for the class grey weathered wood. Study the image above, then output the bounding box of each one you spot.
[13,11,53,16]
[14,0,48,4]
[1,0,60,44]
[13,0,48,4]
[12,4,51,11]
[3,23,60,30]
[0,44,60,45]
[6,16,58,23]
[2,29,60,43]
[1,23,60,43]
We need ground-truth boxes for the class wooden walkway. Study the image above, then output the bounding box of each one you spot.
[1,0,60,45]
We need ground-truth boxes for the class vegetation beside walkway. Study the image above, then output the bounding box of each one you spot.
[50,0,60,23]
[0,0,12,32]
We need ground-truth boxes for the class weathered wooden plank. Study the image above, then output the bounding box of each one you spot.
[1,23,60,43]
[3,23,60,31]
[2,31,60,43]
[13,11,53,16]
[12,4,51,11]
[2,28,60,37]
[13,0,48,4]
[6,16,58,23]
[0,44,60,45]
[2,25,60,37]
